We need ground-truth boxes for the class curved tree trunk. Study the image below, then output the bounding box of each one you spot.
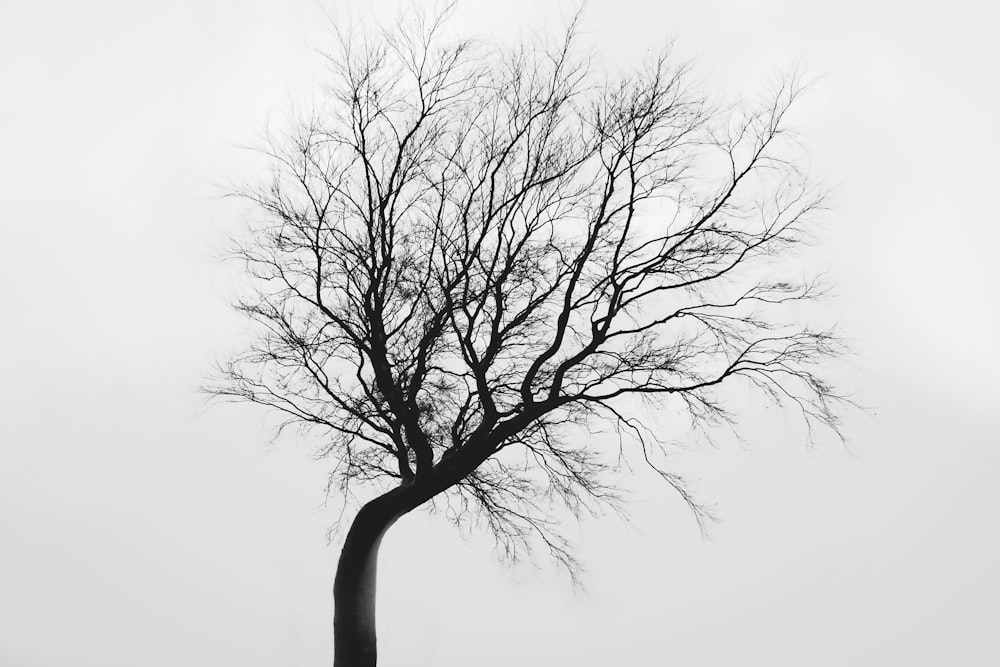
[331,465,480,666]
[332,490,410,667]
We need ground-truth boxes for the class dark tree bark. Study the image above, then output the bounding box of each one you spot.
[332,489,410,667]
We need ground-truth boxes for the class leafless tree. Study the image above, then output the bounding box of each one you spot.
[209,7,844,666]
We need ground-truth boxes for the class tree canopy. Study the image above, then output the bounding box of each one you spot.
[211,8,844,576]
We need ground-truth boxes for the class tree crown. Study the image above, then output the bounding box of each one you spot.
[211,7,845,574]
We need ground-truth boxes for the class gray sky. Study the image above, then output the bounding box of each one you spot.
[2,1,997,665]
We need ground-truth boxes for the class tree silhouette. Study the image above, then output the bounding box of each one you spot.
[210,8,844,666]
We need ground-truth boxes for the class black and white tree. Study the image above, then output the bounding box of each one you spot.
[209,8,845,665]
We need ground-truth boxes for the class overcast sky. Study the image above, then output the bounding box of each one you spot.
[2,1,998,666]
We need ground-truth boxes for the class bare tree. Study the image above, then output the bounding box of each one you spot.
[209,8,844,666]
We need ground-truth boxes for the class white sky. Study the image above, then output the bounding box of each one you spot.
[2,1,998,665]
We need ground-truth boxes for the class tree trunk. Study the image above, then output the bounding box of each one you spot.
[332,490,410,667]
